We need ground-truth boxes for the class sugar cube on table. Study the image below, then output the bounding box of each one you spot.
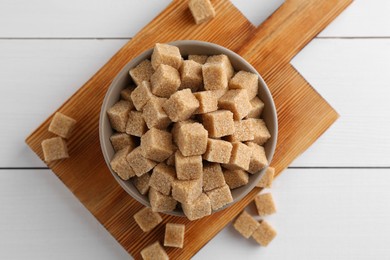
[151,64,181,98]
[140,241,169,260]
[179,60,203,92]
[188,0,216,24]
[223,142,252,171]
[206,184,233,211]
[233,211,260,239]
[133,172,151,195]
[149,162,176,196]
[126,110,147,137]
[172,178,203,204]
[126,146,157,177]
[203,138,232,164]
[247,96,264,118]
[188,54,208,64]
[246,142,268,174]
[107,100,132,133]
[207,54,234,80]
[229,71,259,99]
[163,88,199,122]
[129,59,154,86]
[151,43,183,70]
[256,167,275,188]
[131,81,155,111]
[202,163,226,192]
[133,207,162,232]
[149,187,177,212]
[202,62,228,91]
[223,169,249,189]
[41,137,69,163]
[110,133,137,152]
[175,150,202,180]
[142,97,172,130]
[219,89,252,120]
[254,193,277,216]
[247,118,271,145]
[141,128,174,162]
[182,193,212,220]
[251,220,277,246]
[48,112,77,139]
[176,122,208,156]
[226,119,254,142]
[110,146,135,180]
[202,110,235,138]
[194,91,218,114]
[164,223,185,248]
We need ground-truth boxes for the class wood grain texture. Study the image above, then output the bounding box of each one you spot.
[25,0,351,259]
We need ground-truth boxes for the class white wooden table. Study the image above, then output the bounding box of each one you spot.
[1,1,390,259]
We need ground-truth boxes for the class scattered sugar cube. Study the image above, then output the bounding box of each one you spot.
[129,59,154,86]
[171,120,196,144]
[126,147,157,177]
[151,64,181,98]
[151,43,183,70]
[206,185,233,211]
[107,100,132,132]
[164,223,185,248]
[194,91,218,114]
[202,62,228,91]
[48,112,77,139]
[223,169,249,189]
[133,207,162,232]
[41,137,69,162]
[131,81,155,111]
[163,89,199,122]
[247,118,271,145]
[233,211,260,239]
[246,142,268,174]
[252,220,277,246]
[172,177,203,204]
[202,163,226,192]
[141,128,174,162]
[254,193,276,216]
[247,96,264,118]
[202,110,234,138]
[110,133,137,152]
[182,193,212,220]
[229,71,259,99]
[149,162,176,195]
[179,60,203,92]
[226,119,254,142]
[126,111,147,137]
[143,97,172,130]
[175,150,202,180]
[149,187,177,212]
[110,146,135,180]
[141,241,169,260]
[203,138,232,164]
[207,54,234,80]
[176,122,208,156]
[219,89,252,120]
[188,0,216,24]
[223,142,252,171]
[256,167,275,188]
[133,172,151,195]
[188,54,208,64]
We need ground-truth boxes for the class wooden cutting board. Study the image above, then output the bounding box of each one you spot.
[25,0,352,259]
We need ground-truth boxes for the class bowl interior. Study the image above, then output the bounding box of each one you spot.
[99,40,278,216]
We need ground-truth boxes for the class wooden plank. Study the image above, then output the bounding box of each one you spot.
[25,0,351,258]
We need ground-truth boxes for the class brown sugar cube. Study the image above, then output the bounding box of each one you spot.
[133,172,151,195]
[202,110,234,138]
[48,112,77,139]
[179,60,203,92]
[126,110,147,137]
[256,167,275,188]
[175,150,202,180]
[163,89,200,122]
[202,62,228,91]
[129,59,154,86]
[151,43,182,70]
[202,163,225,192]
[247,96,264,118]
[254,193,276,216]
[166,153,176,166]
[151,64,181,98]
[141,241,168,260]
[120,85,136,102]
[207,54,234,79]
[194,91,218,114]
[223,142,252,171]
[233,211,260,239]
[188,0,215,24]
[141,128,174,162]
[143,97,172,130]
[149,188,177,212]
[149,162,176,195]
[203,139,232,164]
[212,88,228,99]
[164,223,185,248]
[246,142,268,174]
[133,207,162,232]
[188,54,208,64]
[176,122,208,156]
[126,146,157,177]
[182,193,211,220]
[172,177,202,204]
[107,100,132,133]
[110,146,135,180]
[252,220,277,246]
[223,169,249,189]
[219,89,252,120]
[229,71,259,99]
[206,184,233,211]
[41,137,69,162]
[131,81,155,111]
[247,118,271,145]
[171,120,195,144]
[110,133,137,152]
[226,120,254,142]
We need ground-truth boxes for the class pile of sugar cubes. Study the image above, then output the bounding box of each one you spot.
[107,42,271,221]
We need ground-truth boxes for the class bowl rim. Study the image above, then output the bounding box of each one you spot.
[99,40,278,217]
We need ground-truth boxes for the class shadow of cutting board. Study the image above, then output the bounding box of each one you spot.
[25,0,352,259]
